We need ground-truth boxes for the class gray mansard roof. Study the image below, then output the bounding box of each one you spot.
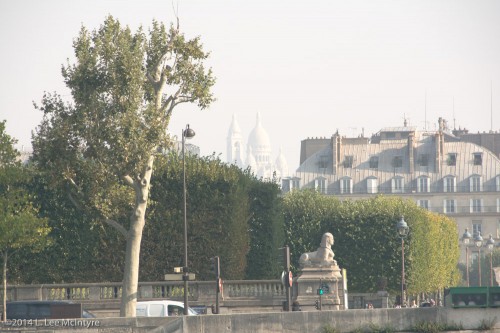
[296,128,500,194]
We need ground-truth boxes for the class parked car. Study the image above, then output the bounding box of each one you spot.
[5,300,95,320]
[136,300,197,317]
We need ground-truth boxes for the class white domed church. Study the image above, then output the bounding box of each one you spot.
[227,113,289,179]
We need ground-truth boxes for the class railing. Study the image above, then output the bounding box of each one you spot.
[1,280,285,305]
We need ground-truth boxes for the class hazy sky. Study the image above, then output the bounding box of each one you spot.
[1,0,499,171]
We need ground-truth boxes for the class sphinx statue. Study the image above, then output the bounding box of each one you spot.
[299,232,337,268]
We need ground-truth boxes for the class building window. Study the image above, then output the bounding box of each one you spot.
[472,222,482,237]
[418,154,429,167]
[447,153,457,166]
[496,175,500,191]
[498,198,500,213]
[444,199,456,213]
[340,177,353,194]
[470,199,482,213]
[315,177,327,194]
[367,177,378,194]
[318,155,328,169]
[343,156,354,168]
[392,156,403,168]
[470,175,482,192]
[369,156,379,169]
[473,153,482,166]
[443,176,456,193]
[392,177,404,193]
[282,178,300,193]
[417,200,430,210]
[417,176,430,193]
[282,179,291,193]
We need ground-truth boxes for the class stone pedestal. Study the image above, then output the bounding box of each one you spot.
[295,264,345,310]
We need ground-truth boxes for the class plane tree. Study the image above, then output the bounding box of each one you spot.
[31,16,215,316]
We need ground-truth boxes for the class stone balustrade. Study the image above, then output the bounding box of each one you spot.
[1,280,285,306]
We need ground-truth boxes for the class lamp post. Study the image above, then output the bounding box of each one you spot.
[462,228,472,287]
[486,234,495,287]
[396,216,409,307]
[182,124,196,315]
[474,232,483,287]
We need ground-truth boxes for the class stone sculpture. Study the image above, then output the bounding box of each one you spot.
[299,232,337,268]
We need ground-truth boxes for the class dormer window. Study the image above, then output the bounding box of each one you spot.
[343,156,354,168]
[392,176,404,193]
[340,177,353,194]
[369,156,379,169]
[315,177,327,194]
[418,154,429,167]
[318,155,328,169]
[447,153,457,166]
[470,175,482,192]
[392,156,403,168]
[367,177,378,194]
[473,153,482,166]
[443,176,456,193]
[417,176,430,193]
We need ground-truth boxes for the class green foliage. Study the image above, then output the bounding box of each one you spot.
[0,121,51,257]
[140,153,283,281]
[367,324,395,333]
[478,317,497,331]
[283,192,460,294]
[411,321,448,333]
[0,121,51,320]
[245,177,284,279]
[11,174,124,283]
[322,324,339,333]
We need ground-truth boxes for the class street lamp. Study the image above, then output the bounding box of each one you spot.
[486,234,495,286]
[182,124,195,315]
[474,232,484,287]
[462,228,472,287]
[396,216,409,307]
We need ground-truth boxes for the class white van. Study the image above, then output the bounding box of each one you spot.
[136,300,197,317]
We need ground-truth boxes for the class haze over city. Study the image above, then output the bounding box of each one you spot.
[1,0,499,171]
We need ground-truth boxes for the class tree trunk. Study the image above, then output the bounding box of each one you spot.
[119,155,154,317]
[2,251,7,321]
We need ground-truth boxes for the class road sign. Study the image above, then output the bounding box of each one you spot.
[288,271,293,287]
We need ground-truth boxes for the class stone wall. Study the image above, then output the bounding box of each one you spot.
[2,307,499,333]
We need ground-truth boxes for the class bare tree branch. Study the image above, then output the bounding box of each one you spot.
[105,218,128,238]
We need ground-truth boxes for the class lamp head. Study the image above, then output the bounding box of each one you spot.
[183,124,196,139]
[487,234,495,250]
[462,228,472,245]
[474,232,484,248]
[396,216,409,238]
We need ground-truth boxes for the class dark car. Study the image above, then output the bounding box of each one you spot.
[6,300,95,320]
